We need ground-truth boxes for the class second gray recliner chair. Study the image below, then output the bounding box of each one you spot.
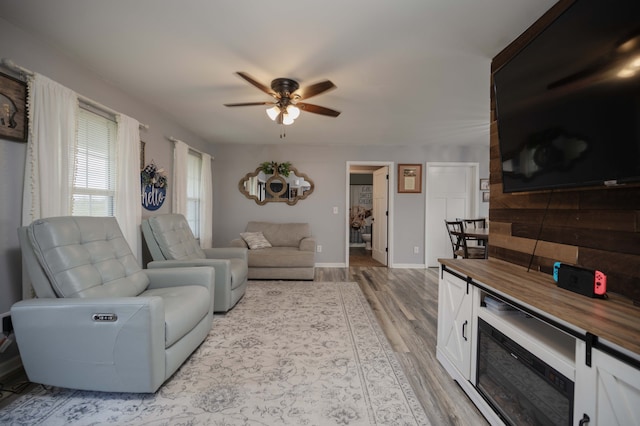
[142,214,248,312]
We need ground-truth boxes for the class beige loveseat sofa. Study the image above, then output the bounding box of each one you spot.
[231,221,316,280]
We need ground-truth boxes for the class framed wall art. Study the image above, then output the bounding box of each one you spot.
[0,72,28,142]
[480,178,490,190]
[398,164,422,193]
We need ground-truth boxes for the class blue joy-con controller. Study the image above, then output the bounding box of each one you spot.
[553,262,561,282]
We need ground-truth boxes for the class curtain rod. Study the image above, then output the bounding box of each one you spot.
[168,136,209,157]
[1,58,149,130]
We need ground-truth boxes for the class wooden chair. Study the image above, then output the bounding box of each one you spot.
[461,218,487,230]
[459,218,487,247]
[445,220,487,259]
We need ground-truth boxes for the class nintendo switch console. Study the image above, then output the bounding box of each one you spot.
[553,262,607,298]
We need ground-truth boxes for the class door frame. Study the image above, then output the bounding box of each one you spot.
[345,161,394,267]
[424,162,479,267]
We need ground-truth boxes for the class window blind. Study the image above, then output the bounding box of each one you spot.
[72,107,117,216]
[186,151,202,238]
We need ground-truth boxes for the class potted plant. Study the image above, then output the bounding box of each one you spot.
[259,161,291,177]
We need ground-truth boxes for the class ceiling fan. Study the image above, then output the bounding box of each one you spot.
[224,72,340,126]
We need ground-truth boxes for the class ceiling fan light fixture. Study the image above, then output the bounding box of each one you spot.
[286,104,300,120]
[226,72,340,128]
[266,105,280,121]
[282,112,295,126]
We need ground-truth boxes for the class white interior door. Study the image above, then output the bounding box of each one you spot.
[372,167,388,265]
[426,163,478,267]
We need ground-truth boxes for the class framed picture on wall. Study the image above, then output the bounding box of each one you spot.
[0,72,28,142]
[480,178,490,190]
[482,191,490,202]
[398,164,422,193]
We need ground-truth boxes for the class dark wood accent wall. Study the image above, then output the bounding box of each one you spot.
[488,0,640,303]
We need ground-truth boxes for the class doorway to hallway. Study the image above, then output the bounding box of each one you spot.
[346,161,394,267]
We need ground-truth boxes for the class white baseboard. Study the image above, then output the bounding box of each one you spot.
[315,262,347,268]
[315,263,427,269]
[391,263,427,269]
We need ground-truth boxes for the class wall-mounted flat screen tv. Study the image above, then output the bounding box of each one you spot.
[494,0,640,193]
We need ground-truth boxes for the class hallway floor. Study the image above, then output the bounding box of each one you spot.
[349,246,385,267]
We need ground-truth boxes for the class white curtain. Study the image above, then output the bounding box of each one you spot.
[199,153,213,248]
[115,114,142,260]
[22,74,78,225]
[172,139,189,216]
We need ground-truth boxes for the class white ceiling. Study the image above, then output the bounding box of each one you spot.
[0,0,557,147]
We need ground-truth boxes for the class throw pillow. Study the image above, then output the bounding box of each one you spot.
[240,231,272,250]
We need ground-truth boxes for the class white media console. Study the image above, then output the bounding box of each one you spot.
[437,258,640,426]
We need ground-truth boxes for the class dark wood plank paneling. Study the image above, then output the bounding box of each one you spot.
[511,225,640,256]
[579,248,640,302]
[579,186,640,210]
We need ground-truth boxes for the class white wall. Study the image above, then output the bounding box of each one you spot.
[0,18,212,375]
[210,143,489,265]
[0,15,490,375]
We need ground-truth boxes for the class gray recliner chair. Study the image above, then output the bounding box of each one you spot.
[142,214,248,313]
[12,216,214,393]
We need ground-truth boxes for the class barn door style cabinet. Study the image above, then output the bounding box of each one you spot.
[437,258,640,426]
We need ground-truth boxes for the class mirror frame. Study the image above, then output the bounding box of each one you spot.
[238,165,315,206]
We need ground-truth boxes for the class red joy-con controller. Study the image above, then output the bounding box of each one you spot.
[594,270,607,295]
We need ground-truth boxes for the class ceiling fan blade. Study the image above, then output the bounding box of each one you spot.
[224,101,274,107]
[235,72,276,97]
[298,102,341,117]
[296,80,336,100]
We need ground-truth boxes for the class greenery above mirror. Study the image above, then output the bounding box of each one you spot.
[259,161,291,177]
[239,162,314,206]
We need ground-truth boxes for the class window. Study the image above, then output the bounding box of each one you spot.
[71,107,117,216]
[186,150,202,238]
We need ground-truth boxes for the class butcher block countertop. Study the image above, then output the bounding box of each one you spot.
[439,258,640,358]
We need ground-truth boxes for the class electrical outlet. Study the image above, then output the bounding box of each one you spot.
[317,245,322,253]
[413,246,420,254]
[332,206,339,214]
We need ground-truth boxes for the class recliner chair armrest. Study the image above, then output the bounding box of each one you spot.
[299,237,316,252]
[203,247,248,261]
[148,260,225,289]
[230,238,248,249]
[11,296,166,392]
[145,267,214,294]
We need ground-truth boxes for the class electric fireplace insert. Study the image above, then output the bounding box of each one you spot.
[476,318,574,425]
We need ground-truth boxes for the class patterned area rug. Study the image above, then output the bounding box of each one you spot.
[1,281,430,425]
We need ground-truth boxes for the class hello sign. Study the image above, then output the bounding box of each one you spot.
[141,162,167,211]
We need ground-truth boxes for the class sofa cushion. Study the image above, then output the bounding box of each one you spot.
[141,285,210,348]
[28,217,149,298]
[240,231,272,250]
[248,247,315,268]
[245,222,311,247]
[147,215,206,261]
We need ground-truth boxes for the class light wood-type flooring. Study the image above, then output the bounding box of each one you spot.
[2,267,489,424]
[349,246,385,267]
[316,266,489,426]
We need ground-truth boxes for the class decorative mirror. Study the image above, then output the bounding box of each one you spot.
[239,162,314,205]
